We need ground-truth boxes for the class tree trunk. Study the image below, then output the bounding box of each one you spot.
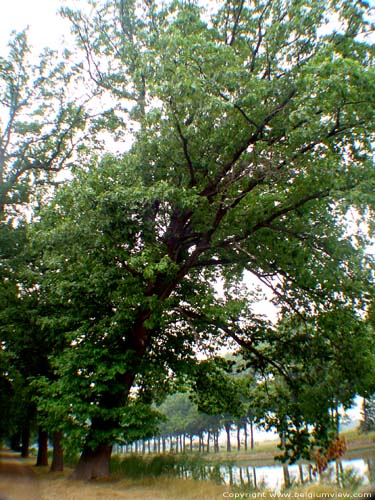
[71,443,113,480]
[250,420,254,450]
[10,432,21,452]
[214,431,219,453]
[298,463,304,484]
[21,424,30,458]
[36,427,49,466]
[237,426,241,451]
[283,464,291,488]
[182,433,186,454]
[51,431,64,472]
[225,423,231,452]
[253,466,257,489]
[244,421,248,451]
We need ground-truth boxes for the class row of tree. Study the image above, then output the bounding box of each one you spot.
[1,0,375,481]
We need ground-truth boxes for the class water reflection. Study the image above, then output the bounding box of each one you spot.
[183,458,372,490]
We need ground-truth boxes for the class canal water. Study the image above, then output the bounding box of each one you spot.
[218,457,375,489]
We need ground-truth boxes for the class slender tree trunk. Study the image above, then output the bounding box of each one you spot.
[198,432,203,453]
[51,431,64,472]
[308,464,313,482]
[283,464,291,488]
[229,465,233,485]
[250,420,254,450]
[215,431,219,453]
[21,424,30,458]
[281,431,290,488]
[36,427,49,466]
[237,425,241,451]
[239,466,244,484]
[206,431,210,453]
[253,466,257,489]
[10,432,21,452]
[190,435,193,453]
[225,423,231,452]
[162,437,166,454]
[244,421,248,451]
[298,463,304,484]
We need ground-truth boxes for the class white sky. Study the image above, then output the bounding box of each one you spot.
[0,0,70,53]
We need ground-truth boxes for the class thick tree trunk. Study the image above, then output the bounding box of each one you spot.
[71,444,113,480]
[51,431,64,472]
[36,428,49,466]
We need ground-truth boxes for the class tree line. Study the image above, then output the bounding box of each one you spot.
[1,0,375,480]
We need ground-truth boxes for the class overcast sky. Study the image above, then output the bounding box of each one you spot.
[0,0,70,53]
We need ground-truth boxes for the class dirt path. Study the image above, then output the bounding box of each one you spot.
[0,451,41,500]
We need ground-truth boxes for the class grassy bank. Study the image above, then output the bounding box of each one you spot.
[32,467,373,500]
[4,430,373,500]
[31,464,372,500]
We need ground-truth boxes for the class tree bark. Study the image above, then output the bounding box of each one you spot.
[250,420,254,450]
[36,427,49,466]
[21,424,30,458]
[51,431,64,472]
[214,431,219,453]
[10,432,21,452]
[71,444,113,480]
[224,423,231,452]
[244,421,248,451]
[283,464,291,488]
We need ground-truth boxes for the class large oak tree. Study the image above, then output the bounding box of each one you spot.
[30,0,375,479]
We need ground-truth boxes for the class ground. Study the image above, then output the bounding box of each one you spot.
[1,430,374,500]
[0,451,41,500]
[0,451,228,500]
